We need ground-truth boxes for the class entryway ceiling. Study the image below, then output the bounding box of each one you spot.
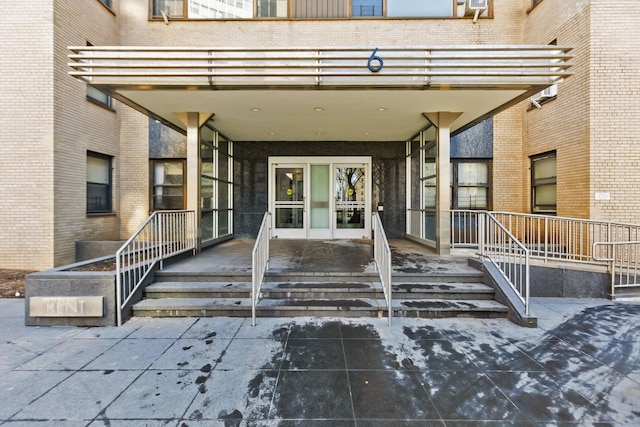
[120,88,527,141]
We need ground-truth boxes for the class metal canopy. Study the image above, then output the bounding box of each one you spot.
[69,45,572,140]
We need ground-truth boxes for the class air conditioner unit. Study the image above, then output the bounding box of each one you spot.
[530,84,558,108]
[465,0,488,16]
[532,84,558,101]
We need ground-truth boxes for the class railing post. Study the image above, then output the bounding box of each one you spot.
[478,212,485,258]
[159,214,165,270]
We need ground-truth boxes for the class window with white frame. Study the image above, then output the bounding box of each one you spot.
[451,160,490,209]
[531,151,556,214]
[87,152,113,214]
[151,160,185,210]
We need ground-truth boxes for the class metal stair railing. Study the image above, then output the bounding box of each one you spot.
[251,212,271,326]
[116,210,196,326]
[373,212,392,325]
[477,212,531,315]
[593,241,640,300]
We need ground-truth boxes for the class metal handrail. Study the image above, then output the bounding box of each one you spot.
[373,213,392,326]
[115,210,196,326]
[452,210,640,264]
[593,241,640,300]
[479,212,531,315]
[251,212,271,326]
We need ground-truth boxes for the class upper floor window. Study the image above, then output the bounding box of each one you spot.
[87,85,113,109]
[352,0,382,16]
[99,0,112,8]
[388,0,453,17]
[152,0,489,19]
[87,152,113,214]
[86,42,113,109]
[531,151,556,214]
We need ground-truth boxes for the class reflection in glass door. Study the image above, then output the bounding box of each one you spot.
[274,166,306,238]
[334,164,368,238]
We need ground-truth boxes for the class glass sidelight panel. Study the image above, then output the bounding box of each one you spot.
[310,165,330,229]
[275,167,305,229]
[335,166,366,229]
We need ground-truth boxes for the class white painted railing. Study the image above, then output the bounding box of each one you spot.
[116,210,196,326]
[251,212,271,326]
[593,241,640,300]
[478,212,531,315]
[373,213,392,326]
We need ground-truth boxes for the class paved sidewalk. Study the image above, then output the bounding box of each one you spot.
[1,297,639,426]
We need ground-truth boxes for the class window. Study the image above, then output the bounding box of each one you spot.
[531,152,556,214]
[151,160,185,210]
[87,152,113,214]
[152,0,487,19]
[153,0,253,18]
[451,160,490,209]
[200,125,234,242]
[387,0,454,17]
[85,42,112,108]
[86,85,112,108]
[99,0,112,8]
[352,0,382,16]
[257,0,288,17]
[532,0,543,7]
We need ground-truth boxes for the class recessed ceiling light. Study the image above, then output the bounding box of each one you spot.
[315,131,324,135]
[313,107,324,112]
[364,131,371,135]
[377,107,387,111]
[251,108,261,112]
[268,131,275,135]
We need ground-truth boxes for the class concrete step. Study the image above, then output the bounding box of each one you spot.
[143,280,494,301]
[392,282,496,300]
[395,299,508,319]
[133,297,251,318]
[133,296,508,320]
[144,281,252,299]
[153,270,486,284]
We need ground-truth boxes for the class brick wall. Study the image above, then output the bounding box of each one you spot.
[522,0,592,218]
[0,0,123,269]
[0,1,55,269]
[589,0,640,224]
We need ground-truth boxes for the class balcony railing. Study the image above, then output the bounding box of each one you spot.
[68,46,572,90]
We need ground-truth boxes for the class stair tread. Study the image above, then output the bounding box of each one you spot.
[146,281,251,291]
[135,297,251,309]
[135,296,507,311]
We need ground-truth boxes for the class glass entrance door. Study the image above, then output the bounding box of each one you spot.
[333,164,368,238]
[273,165,306,238]
[270,157,371,239]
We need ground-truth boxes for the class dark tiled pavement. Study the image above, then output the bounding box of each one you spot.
[1,297,639,426]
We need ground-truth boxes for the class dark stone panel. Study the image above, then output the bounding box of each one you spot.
[530,265,609,298]
[149,118,187,158]
[232,141,406,238]
[451,118,493,159]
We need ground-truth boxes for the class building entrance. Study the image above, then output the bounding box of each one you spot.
[269,156,371,239]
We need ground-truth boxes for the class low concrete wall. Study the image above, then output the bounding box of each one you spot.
[25,256,117,327]
[75,240,125,262]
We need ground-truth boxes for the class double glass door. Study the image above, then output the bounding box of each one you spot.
[270,157,371,239]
